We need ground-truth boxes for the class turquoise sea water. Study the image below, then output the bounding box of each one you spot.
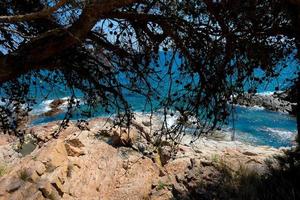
[30,98,297,148]
[29,53,299,148]
[31,96,297,148]
[227,106,297,147]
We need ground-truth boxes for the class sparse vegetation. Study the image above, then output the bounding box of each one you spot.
[208,154,300,200]
[216,164,262,200]
[156,180,171,191]
[0,164,7,177]
[156,181,166,191]
[211,154,220,163]
[18,169,30,181]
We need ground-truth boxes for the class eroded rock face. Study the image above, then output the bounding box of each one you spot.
[0,119,284,200]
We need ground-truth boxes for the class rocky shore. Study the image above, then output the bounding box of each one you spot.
[0,115,287,200]
[235,90,297,115]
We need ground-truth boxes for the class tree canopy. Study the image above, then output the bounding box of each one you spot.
[0,0,299,142]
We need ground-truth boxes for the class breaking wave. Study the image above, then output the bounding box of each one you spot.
[258,127,296,140]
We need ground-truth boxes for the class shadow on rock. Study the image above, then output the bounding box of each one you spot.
[172,148,300,200]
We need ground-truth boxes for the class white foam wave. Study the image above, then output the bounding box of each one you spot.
[30,97,82,115]
[165,114,179,128]
[258,91,275,96]
[259,127,296,140]
[30,99,53,115]
[154,110,183,128]
[249,105,265,110]
[234,104,265,110]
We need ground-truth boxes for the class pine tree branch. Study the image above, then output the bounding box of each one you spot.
[0,0,68,23]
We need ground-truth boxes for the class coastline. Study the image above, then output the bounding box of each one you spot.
[0,90,297,199]
[27,93,297,148]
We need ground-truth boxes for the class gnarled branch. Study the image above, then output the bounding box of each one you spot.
[0,0,142,83]
[0,0,68,23]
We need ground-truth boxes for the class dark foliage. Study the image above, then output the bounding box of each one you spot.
[0,0,299,143]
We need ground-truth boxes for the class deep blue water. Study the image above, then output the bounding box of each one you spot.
[27,52,299,148]
[227,106,297,147]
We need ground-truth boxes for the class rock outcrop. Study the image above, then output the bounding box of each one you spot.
[0,118,285,200]
[0,135,21,167]
[235,92,297,115]
[43,99,66,117]
[0,120,161,200]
